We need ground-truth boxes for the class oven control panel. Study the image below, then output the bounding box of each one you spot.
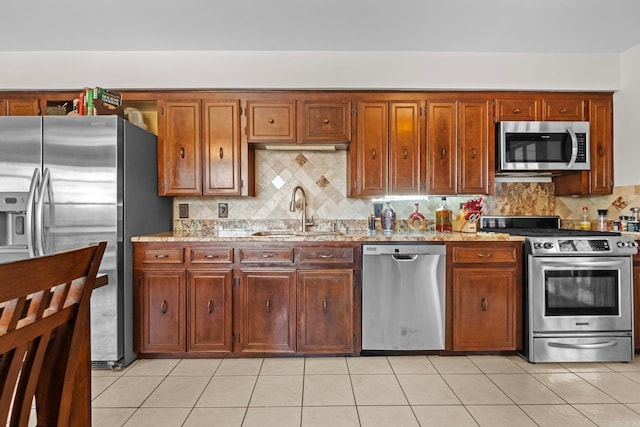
[527,236,637,256]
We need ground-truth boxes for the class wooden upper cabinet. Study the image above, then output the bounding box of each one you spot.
[157,100,202,195]
[247,101,296,143]
[5,99,40,116]
[427,100,458,195]
[494,99,538,121]
[298,100,351,143]
[588,98,613,194]
[389,102,421,194]
[458,100,491,194]
[542,99,585,121]
[353,101,388,196]
[202,100,241,195]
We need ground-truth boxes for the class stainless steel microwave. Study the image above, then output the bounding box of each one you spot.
[496,121,590,173]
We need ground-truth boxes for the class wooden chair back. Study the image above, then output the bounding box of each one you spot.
[0,242,106,427]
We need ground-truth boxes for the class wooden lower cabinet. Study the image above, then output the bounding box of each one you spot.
[239,269,297,353]
[139,269,186,353]
[298,269,354,354]
[634,245,640,351]
[452,268,516,350]
[188,269,233,353]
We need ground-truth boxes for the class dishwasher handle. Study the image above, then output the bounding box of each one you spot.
[392,254,419,261]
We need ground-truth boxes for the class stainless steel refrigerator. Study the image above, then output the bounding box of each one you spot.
[0,116,172,367]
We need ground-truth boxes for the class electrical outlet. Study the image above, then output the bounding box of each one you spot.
[218,203,228,218]
[178,203,189,218]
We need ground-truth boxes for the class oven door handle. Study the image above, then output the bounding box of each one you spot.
[548,340,618,350]
[541,259,627,268]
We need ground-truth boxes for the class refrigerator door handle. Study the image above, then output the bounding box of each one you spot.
[25,168,41,258]
[35,168,50,256]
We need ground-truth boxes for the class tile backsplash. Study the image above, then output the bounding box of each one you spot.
[173,150,640,231]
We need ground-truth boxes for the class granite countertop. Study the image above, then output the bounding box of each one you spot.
[132,230,525,243]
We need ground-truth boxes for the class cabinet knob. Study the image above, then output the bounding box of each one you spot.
[323,298,327,313]
[266,299,271,312]
[219,147,224,159]
[598,145,605,157]
[371,149,376,160]
[180,147,185,159]
[441,148,446,160]
[560,108,567,113]
[207,300,214,313]
[324,119,330,124]
[268,118,274,124]
[513,108,520,114]
[471,147,477,159]
[403,148,408,160]
[160,300,168,314]
[481,297,488,311]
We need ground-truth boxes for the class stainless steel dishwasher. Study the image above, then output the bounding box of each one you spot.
[362,244,446,351]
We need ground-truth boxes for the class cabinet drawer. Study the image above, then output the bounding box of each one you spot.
[299,246,355,264]
[141,248,184,264]
[542,99,585,121]
[239,248,294,263]
[247,102,296,142]
[495,99,537,121]
[452,246,517,264]
[190,247,233,263]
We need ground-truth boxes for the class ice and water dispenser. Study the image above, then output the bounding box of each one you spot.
[0,192,29,249]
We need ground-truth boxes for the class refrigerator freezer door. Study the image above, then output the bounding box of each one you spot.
[43,116,122,364]
[0,117,42,193]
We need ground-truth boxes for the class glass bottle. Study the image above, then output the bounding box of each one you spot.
[407,203,426,232]
[380,201,396,235]
[580,206,591,230]
[435,197,452,232]
[597,209,608,232]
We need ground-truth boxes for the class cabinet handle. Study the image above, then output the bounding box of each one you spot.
[324,119,330,124]
[403,148,408,160]
[598,145,605,157]
[160,300,168,314]
[371,148,376,160]
[219,147,224,159]
[266,299,271,312]
[207,300,214,313]
[259,252,275,258]
[560,108,567,113]
[154,254,169,258]
[481,297,488,311]
[318,253,334,259]
[441,148,446,159]
[323,298,327,313]
[268,118,274,124]
[471,147,477,159]
[476,253,492,258]
[513,108,520,114]
[180,147,185,159]
[204,254,219,259]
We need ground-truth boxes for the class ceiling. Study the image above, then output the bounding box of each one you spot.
[4,0,640,54]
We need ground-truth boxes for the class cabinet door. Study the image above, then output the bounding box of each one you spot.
[542,99,585,121]
[458,100,490,194]
[139,270,186,353]
[452,267,516,351]
[299,100,351,143]
[494,99,538,121]
[588,98,613,194]
[187,269,233,352]
[247,101,296,143]
[389,101,421,195]
[240,269,297,353]
[202,100,241,195]
[298,269,354,354]
[4,99,41,116]
[354,101,388,196]
[157,100,202,195]
[427,100,457,195]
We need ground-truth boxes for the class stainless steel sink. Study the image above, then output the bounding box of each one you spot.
[251,230,343,237]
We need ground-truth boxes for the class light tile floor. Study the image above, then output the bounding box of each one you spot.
[86,355,640,427]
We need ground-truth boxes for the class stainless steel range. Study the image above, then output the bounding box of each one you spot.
[481,216,637,363]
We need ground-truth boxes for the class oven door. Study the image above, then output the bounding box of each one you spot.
[529,256,633,333]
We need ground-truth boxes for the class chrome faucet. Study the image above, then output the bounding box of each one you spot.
[290,185,308,232]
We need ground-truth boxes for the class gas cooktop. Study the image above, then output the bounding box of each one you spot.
[479,215,621,237]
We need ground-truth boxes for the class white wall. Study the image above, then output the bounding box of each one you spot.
[614,44,640,186]
[0,51,621,91]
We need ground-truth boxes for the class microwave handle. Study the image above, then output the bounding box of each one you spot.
[566,127,578,169]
